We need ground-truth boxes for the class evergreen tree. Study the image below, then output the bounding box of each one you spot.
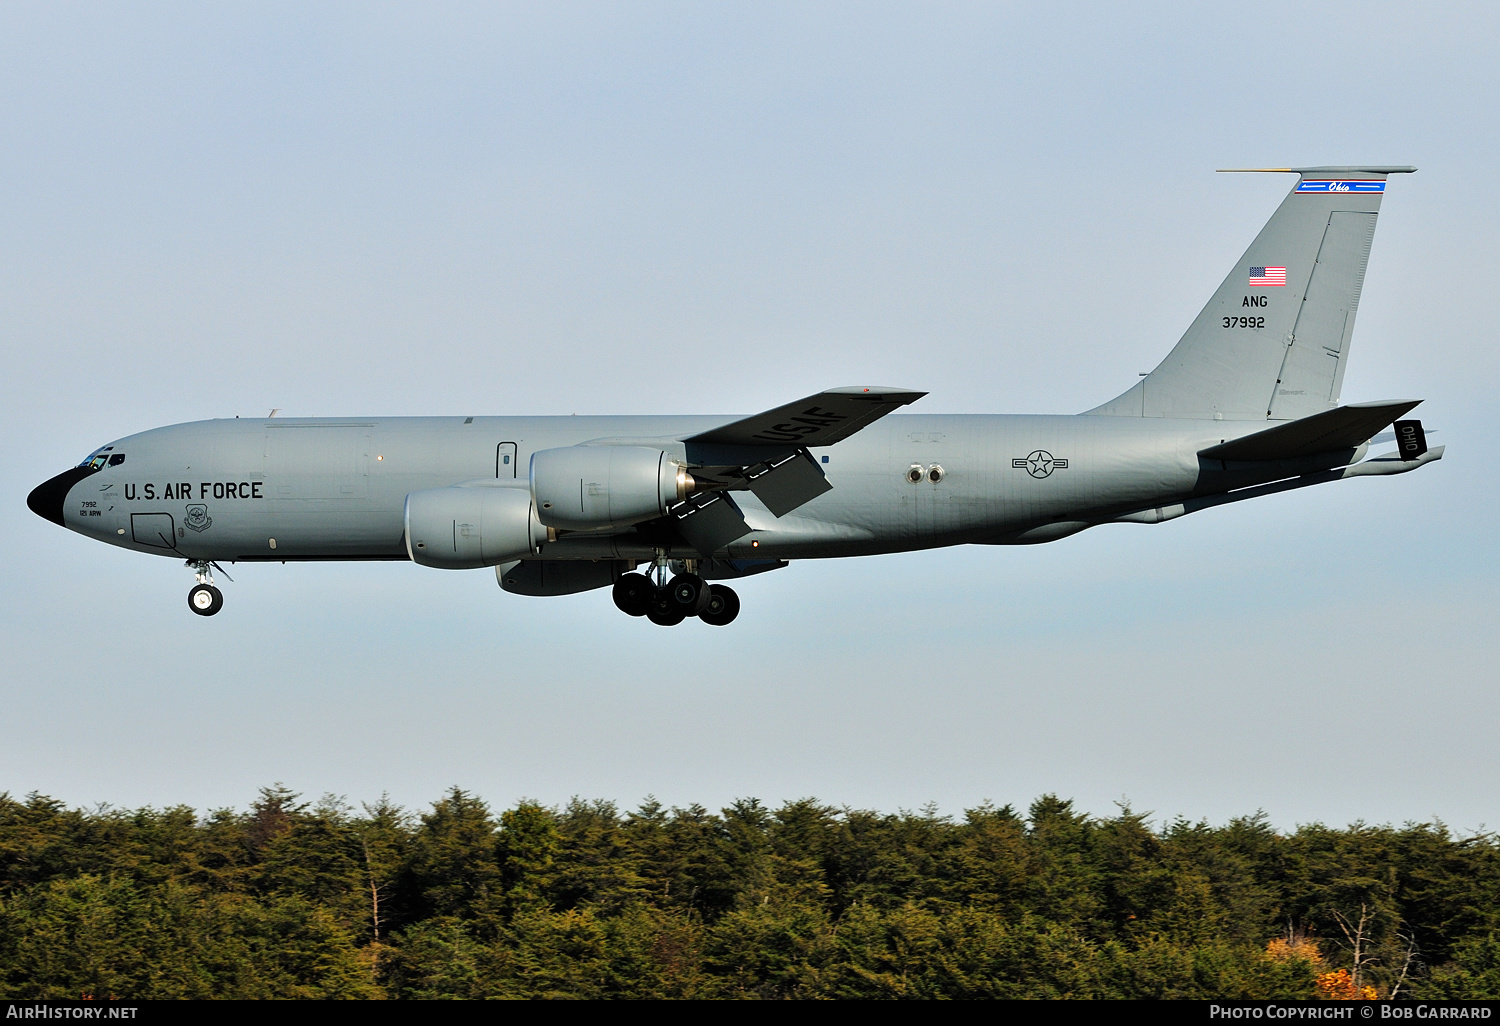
[3,786,1499,999]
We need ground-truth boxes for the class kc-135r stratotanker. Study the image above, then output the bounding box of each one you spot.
[29,167,1442,625]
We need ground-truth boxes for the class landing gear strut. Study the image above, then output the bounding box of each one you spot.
[611,556,740,626]
[186,560,227,617]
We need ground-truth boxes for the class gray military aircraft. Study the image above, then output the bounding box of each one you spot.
[29,166,1442,626]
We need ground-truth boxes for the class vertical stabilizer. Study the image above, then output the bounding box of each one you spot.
[1087,167,1413,421]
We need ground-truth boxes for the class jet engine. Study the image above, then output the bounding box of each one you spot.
[404,485,545,569]
[530,446,693,531]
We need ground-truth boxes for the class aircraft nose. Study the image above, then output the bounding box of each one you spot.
[27,467,93,527]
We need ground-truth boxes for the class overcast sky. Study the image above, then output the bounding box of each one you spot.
[3,2,1496,832]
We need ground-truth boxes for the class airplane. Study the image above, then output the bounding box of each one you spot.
[28,166,1442,626]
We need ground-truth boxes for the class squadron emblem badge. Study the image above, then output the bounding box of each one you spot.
[184,504,213,532]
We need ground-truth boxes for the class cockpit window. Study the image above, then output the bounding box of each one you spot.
[77,446,114,471]
[108,453,125,466]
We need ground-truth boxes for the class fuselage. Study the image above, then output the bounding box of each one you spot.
[34,412,1302,564]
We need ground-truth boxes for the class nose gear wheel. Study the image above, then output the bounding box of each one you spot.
[188,583,223,616]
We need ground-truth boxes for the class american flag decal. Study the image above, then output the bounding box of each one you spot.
[1248,265,1287,287]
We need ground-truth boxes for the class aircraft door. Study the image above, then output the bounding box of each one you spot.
[131,512,177,549]
[496,442,518,479]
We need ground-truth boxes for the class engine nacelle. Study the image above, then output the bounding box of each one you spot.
[530,446,693,531]
[404,484,545,569]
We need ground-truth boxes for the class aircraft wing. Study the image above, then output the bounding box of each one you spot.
[683,386,926,447]
[658,386,924,548]
[1198,400,1421,461]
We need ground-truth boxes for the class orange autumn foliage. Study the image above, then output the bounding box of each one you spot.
[1314,968,1378,1000]
[1267,936,1378,1000]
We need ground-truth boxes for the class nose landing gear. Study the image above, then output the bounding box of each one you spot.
[186,560,229,617]
[611,557,740,626]
[189,583,223,616]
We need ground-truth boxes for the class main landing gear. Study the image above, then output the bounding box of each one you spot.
[612,558,740,627]
[186,560,229,617]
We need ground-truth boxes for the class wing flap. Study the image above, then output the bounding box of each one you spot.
[746,448,833,517]
[669,490,753,554]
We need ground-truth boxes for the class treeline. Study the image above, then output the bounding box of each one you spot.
[1,788,1498,999]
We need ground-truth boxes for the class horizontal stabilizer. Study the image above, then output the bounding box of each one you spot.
[1112,445,1443,526]
[684,386,925,448]
[1199,400,1421,461]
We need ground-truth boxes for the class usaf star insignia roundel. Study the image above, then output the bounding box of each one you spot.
[1011,450,1069,479]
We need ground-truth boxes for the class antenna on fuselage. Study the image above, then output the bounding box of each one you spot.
[268,408,279,418]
